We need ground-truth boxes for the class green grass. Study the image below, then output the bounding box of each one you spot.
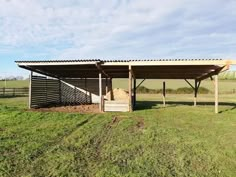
[113,79,236,94]
[0,80,28,88]
[219,71,236,80]
[0,95,236,177]
[1,76,236,94]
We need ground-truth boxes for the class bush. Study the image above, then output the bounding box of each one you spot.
[198,87,211,94]
[176,87,193,94]
[136,86,210,94]
[137,86,152,93]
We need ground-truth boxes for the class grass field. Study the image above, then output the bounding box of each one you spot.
[0,80,28,88]
[113,79,236,93]
[0,95,236,177]
[1,78,236,94]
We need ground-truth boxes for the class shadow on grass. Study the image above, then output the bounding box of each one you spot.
[134,101,236,113]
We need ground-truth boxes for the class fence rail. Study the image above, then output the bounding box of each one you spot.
[0,88,29,97]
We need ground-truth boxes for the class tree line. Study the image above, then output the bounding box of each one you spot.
[0,76,28,81]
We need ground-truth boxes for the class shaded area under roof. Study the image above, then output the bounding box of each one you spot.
[16,59,234,80]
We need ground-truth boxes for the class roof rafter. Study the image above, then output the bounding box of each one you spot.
[197,66,225,81]
[95,63,111,78]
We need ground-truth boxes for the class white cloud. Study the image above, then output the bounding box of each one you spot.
[0,0,236,59]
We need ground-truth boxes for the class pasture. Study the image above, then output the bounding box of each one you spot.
[113,79,236,94]
[0,80,28,88]
[0,94,236,177]
[1,78,236,94]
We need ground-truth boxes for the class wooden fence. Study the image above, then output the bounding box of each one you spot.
[0,88,29,97]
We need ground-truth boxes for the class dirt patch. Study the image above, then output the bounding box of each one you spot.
[107,115,129,127]
[30,104,100,114]
[106,116,144,133]
[106,116,122,129]
[136,118,145,129]
[129,117,145,133]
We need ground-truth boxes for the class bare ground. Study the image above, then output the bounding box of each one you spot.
[30,104,100,114]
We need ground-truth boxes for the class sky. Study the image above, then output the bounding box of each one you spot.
[0,0,236,77]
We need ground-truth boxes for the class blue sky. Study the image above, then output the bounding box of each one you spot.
[0,0,236,77]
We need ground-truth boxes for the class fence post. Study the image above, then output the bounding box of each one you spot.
[3,87,5,96]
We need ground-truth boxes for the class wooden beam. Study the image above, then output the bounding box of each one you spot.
[129,65,133,112]
[194,80,197,106]
[136,79,146,89]
[102,60,232,66]
[197,66,224,81]
[133,78,136,107]
[109,78,113,101]
[29,71,33,109]
[105,78,108,94]
[96,63,110,78]
[197,81,201,90]
[193,80,201,106]
[184,79,194,90]
[99,72,103,112]
[215,75,219,114]
[131,68,135,78]
[163,81,166,107]
[17,61,98,66]
[19,65,59,79]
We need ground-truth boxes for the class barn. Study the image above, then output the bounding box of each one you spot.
[16,59,235,113]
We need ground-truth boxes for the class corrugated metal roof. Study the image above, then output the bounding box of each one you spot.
[16,58,232,79]
[16,59,101,63]
[15,58,223,63]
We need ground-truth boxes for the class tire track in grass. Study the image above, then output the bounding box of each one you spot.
[25,115,143,176]
[73,115,145,176]
[19,114,96,177]
[72,116,123,176]
[29,114,112,177]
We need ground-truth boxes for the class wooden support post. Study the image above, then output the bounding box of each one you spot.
[194,79,197,106]
[99,72,103,111]
[109,78,112,92]
[129,65,133,112]
[105,78,108,94]
[163,81,166,107]
[29,71,33,109]
[133,78,136,107]
[215,75,219,114]
[109,78,113,101]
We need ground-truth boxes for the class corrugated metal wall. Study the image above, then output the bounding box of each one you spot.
[30,76,107,108]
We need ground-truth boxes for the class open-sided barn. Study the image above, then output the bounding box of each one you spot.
[16,59,236,113]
